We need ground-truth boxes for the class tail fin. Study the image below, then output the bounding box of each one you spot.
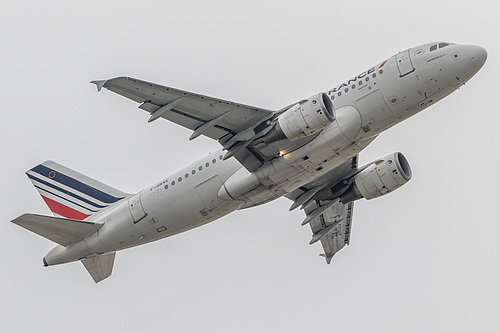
[26,161,130,220]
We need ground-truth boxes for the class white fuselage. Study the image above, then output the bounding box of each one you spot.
[44,43,485,265]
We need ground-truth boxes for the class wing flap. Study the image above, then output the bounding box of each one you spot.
[81,252,116,283]
[11,213,103,247]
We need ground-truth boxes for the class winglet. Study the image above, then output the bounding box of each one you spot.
[319,253,334,264]
[90,80,108,92]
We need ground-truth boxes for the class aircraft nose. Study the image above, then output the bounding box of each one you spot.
[467,45,487,70]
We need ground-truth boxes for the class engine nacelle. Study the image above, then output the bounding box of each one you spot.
[340,152,412,203]
[261,92,335,144]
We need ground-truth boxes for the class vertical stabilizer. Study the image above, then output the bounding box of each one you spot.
[26,161,130,220]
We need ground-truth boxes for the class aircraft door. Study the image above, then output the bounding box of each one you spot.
[395,49,415,77]
[128,192,147,223]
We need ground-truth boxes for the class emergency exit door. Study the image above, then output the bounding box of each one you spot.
[128,192,147,223]
[395,49,415,77]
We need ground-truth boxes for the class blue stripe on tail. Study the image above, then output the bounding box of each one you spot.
[27,173,107,209]
[34,185,99,213]
[29,165,124,204]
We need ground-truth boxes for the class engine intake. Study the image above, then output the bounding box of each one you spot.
[261,92,335,144]
[340,152,412,203]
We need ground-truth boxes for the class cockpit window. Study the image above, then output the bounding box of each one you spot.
[430,44,438,52]
[439,42,450,48]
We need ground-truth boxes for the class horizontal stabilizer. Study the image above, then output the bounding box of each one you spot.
[11,213,103,247]
[81,252,116,283]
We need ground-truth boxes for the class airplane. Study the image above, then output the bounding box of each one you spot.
[12,42,487,283]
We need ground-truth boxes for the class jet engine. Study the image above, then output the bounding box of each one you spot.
[261,93,335,144]
[340,152,412,203]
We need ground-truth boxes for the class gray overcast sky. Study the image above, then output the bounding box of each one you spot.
[2,1,499,332]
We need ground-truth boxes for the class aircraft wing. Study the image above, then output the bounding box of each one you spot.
[304,200,354,263]
[92,77,319,172]
[286,156,360,263]
[92,76,273,141]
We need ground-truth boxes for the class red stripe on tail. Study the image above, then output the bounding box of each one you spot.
[41,196,90,220]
